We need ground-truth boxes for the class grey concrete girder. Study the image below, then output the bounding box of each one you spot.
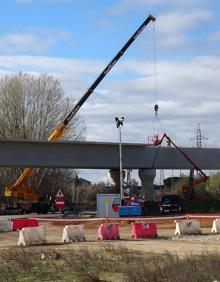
[0,140,219,169]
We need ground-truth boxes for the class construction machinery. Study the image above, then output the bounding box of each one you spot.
[112,132,209,216]
[154,133,209,198]
[4,14,156,211]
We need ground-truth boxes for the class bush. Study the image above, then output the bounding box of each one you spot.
[183,198,220,213]
[143,201,160,215]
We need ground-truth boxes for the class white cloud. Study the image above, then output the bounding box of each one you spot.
[0,54,219,149]
[109,2,213,51]
[158,10,212,34]
[0,29,72,54]
[149,10,213,50]
[0,55,104,97]
[0,32,53,54]
[0,53,219,182]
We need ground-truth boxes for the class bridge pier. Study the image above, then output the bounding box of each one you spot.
[109,169,120,193]
[138,169,156,201]
[109,168,156,201]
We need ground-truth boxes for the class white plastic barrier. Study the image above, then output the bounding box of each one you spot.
[0,219,12,232]
[211,219,220,233]
[18,226,46,246]
[62,224,86,243]
[175,220,202,235]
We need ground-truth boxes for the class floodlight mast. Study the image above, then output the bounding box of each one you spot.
[5,14,156,202]
[115,117,125,199]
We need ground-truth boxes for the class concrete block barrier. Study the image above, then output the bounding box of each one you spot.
[61,225,86,243]
[211,219,220,233]
[97,223,120,240]
[175,220,202,235]
[18,226,46,246]
[0,219,12,232]
[12,219,39,231]
[131,222,158,239]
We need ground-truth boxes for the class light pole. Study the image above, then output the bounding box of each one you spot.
[115,117,124,200]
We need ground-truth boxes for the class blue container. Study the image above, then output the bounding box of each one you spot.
[118,205,142,217]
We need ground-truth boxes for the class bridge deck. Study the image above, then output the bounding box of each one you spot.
[0,140,219,169]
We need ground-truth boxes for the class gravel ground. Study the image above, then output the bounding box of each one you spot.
[172,233,220,241]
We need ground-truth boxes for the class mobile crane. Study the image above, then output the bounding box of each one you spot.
[4,14,156,211]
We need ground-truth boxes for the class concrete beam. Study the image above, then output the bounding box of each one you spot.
[0,140,219,169]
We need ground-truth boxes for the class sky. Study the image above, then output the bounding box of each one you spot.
[0,0,220,184]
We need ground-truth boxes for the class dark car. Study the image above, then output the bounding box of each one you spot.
[61,206,81,217]
[159,195,183,214]
[0,206,24,215]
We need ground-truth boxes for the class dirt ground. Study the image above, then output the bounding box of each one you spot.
[0,216,219,257]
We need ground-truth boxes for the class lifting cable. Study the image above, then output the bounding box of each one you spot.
[153,21,158,112]
[152,21,165,139]
[150,21,164,184]
[148,21,163,145]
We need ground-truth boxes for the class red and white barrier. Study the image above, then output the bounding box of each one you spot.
[61,225,86,243]
[175,220,201,235]
[131,222,158,239]
[12,219,39,231]
[211,219,220,233]
[97,223,120,240]
[18,226,46,246]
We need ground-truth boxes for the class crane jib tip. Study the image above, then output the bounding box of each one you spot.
[149,15,156,22]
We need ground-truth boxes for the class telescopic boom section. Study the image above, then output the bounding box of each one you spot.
[51,14,156,132]
[5,14,156,197]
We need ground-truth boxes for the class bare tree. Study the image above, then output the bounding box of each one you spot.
[0,72,86,198]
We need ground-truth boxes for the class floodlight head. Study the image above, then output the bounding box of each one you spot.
[115,116,124,128]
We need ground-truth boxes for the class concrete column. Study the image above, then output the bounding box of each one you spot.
[138,169,156,201]
[109,169,120,193]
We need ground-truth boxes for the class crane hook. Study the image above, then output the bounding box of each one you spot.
[154,104,159,115]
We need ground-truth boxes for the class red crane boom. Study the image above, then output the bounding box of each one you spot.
[155,133,209,195]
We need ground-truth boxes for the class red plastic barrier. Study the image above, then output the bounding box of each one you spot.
[97,223,120,240]
[131,222,157,239]
[12,219,39,231]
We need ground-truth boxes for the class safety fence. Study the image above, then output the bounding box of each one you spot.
[30,213,220,224]
[18,226,46,246]
[0,216,220,246]
[0,218,39,232]
[174,220,202,235]
[131,222,158,239]
[97,223,120,240]
[62,224,86,243]
[211,219,220,233]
